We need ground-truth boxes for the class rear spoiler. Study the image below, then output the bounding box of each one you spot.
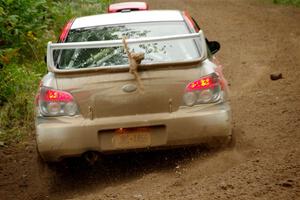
[47,30,207,73]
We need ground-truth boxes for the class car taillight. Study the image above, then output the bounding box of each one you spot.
[44,89,73,102]
[38,87,78,116]
[183,73,222,106]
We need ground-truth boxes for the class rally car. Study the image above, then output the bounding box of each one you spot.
[35,2,232,162]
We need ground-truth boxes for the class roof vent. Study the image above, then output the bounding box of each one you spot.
[108,2,149,13]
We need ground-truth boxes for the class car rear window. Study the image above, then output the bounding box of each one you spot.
[54,22,201,69]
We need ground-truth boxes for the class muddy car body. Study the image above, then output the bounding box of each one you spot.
[35,9,232,162]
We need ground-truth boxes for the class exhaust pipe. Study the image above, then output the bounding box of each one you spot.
[83,151,99,165]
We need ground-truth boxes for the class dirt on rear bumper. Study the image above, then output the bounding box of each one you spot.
[36,102,231,162]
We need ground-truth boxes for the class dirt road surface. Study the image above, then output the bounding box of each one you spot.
[1,0,299,199]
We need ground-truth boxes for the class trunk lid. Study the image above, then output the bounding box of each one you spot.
[55,63,202,119]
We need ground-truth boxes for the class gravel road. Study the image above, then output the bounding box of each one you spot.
[0,0,299,199]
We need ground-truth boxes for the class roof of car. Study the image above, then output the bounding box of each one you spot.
[71,10,184,29]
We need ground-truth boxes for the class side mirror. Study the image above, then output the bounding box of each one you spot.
[208,41,221,54]
[44,55,47,63]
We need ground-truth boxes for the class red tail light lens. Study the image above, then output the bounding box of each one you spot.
[38,87,78,117]
[44,89,74,102]
[186,76,216,91]
[183,74,222,106]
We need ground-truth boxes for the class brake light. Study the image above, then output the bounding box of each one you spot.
[183,74,222,106]
[59,18,74,42]
[44,89,73,102]
[186,76,215,91]
[38,87,78,116]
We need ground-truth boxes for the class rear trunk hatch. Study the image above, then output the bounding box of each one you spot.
[55,63,202,119]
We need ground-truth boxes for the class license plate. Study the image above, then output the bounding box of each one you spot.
[112,130,151,149]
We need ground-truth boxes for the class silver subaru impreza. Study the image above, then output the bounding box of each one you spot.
[35,2,232,162]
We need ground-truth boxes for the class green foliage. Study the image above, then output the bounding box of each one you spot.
[0,0,113,63]
[273,0,300,6]
[0,0,112,144]
[0,62,46,143]
[1,0,54,62]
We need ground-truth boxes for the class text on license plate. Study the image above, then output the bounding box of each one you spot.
[112,130,151,149]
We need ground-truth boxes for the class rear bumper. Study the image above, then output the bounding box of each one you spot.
[36,102,231,162]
